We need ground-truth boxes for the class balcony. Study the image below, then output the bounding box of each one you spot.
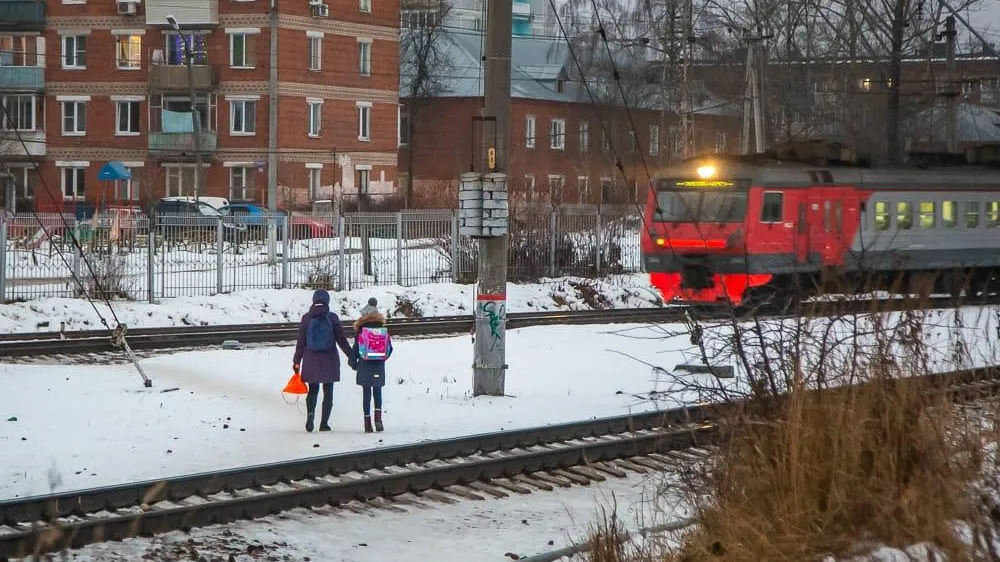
[145,0,218,25]
[0,1,46,30]
[148,132,218,154]
[0,130,46,158]
[0,66,43,90]
[150,65,219,91]
[512,0,531,17]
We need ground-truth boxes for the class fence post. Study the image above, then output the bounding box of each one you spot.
[216,218,224,295]
[146,219,155,303]
[548,211,557,277]
[72,220,81,289]
[337,215,346,291]
[594,209,603,276]
[396,212,404,286]
[281,214,291,289]
[450,211,459,281]
[0,218,7,302]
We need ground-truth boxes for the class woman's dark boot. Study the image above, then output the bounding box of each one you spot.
[305,413,315,433]
[364,415,374,433]
[319,397,333,432]
[374,409,384,432]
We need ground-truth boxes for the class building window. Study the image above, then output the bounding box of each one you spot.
[649,125,659,156]
[61,167,86,200]
[229,166,254,201]
[230,99,256,135]
[308,167,322,200]
[308,35,322,71]
[0,36,37,67]
[578,120,588,152]
[0,95,36,131]
[7,167,35,210]
[360,0,371,12]
[549,118,565,150]
[547,174,565,203]
[165,165,196,197]
[115,34,141,69]
[356,168,370,195]
[577,176,588,203]
[357,103,371,140]
[358,41,371,76]
[398,107,410,146]
[602,128,610,152]
[230,33,256,69]
[307,100,322,137]
[115,168,139,201]
[61,100,86,135]
[115,100,141,135]
[525,115,535,148]
[61,35,87,69]
[524,175,535,199]
[714,132,726,153]
[166,33,207,65]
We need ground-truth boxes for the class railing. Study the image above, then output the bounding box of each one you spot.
[147,131,218,153]
[0,206,644,301]
[0,1,45,28]
[0,66,44,89]
[149,64,219,91]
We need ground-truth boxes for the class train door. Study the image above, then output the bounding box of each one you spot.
[806,192,828,264]
[794,193,810,264]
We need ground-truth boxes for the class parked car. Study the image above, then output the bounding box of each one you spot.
[218,202,334,240]
[154,197,246,242]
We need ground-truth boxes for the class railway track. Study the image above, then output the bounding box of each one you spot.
[2,293,997,361]
[0,406,721,559]
[3,364,1000,560]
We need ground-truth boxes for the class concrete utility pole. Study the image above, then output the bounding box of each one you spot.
[459,0,511,396]
[267,0,279,264]
[167,15,203,202]
[941,15,958,153]
[740,29,772,154]
[680,0,695,158]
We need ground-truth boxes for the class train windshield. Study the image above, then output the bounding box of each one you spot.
[654,190,747,222]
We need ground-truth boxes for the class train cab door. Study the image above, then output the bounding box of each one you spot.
[794,193,810,265]
[799,191,828,266]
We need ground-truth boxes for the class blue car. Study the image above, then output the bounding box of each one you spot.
[218,203,333,240]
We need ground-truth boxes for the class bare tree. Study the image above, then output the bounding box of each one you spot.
[399,0,454,208]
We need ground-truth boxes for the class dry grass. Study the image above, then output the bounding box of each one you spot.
[582,286,1000,562]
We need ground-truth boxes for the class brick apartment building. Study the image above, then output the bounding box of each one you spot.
[399,31,741,206]
[0,0,399,214]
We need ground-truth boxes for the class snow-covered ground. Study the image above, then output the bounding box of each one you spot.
[0,323,711,500]
[24,472,681,562]
[0,274,662,334]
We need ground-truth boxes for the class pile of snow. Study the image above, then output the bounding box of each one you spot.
[0,274,661,334]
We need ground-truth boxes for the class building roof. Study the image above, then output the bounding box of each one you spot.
[911,103,1000,143]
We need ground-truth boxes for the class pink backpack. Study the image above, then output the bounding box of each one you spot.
[357,326,389,361]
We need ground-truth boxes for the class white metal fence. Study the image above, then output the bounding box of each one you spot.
[0,205,644,302]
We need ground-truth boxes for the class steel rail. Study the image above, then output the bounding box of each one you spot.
[0,308,685,357]
[0,417,718,558]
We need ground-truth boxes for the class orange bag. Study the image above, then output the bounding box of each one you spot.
[283,372,308,395]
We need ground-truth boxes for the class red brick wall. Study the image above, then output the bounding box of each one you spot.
[400,96,740,205]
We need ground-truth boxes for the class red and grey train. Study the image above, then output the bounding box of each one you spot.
[641,143,1000,305]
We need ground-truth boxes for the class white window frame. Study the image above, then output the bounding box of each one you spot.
[398,105,409,146]
[112,98,142,137]
[60,166,86,201]
[61,34,87,69]
[524,174,535,199]
[549,118,565,150]
[0,95,37,131]
[547,174,565,203]
[59,98,88,136]
[307,98,323,137]
[357,102,372,141]
[356,167,371,195]
[578,120,589,152]
[229,166,252,201]
[307,32,323,71]
[229,32,253,69]
[358,39,372,76]
[7,166,35,203]
[115,163,142,201]
[114,33,142,70]
[164,165,199,197]
[577,176,588,203]
[525,115,535,148]
[229,97,257,136]
[649,124,659,156]
[307,165,322,201]
[360,0,372,13]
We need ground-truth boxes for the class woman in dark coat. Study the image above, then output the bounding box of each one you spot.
[293,289,352,432]
[348,298,393,433]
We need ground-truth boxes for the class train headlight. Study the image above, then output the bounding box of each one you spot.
[696,164,717,179]
[656,238,666,246]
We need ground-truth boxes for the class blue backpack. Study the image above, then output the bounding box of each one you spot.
[306,314,335,352]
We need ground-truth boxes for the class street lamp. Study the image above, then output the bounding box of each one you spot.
[166,14,203,203]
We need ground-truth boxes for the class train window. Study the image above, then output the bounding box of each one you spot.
[919,201,935,229]
[874,201,889,230]
[989,201,1000,227]
[942,201,958,228]
[798,203,806,233]
[966,202,980,228]
[823,201,831,231]
[834,201,843,233]
[761,192,783,223]
[896,201,913,230]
